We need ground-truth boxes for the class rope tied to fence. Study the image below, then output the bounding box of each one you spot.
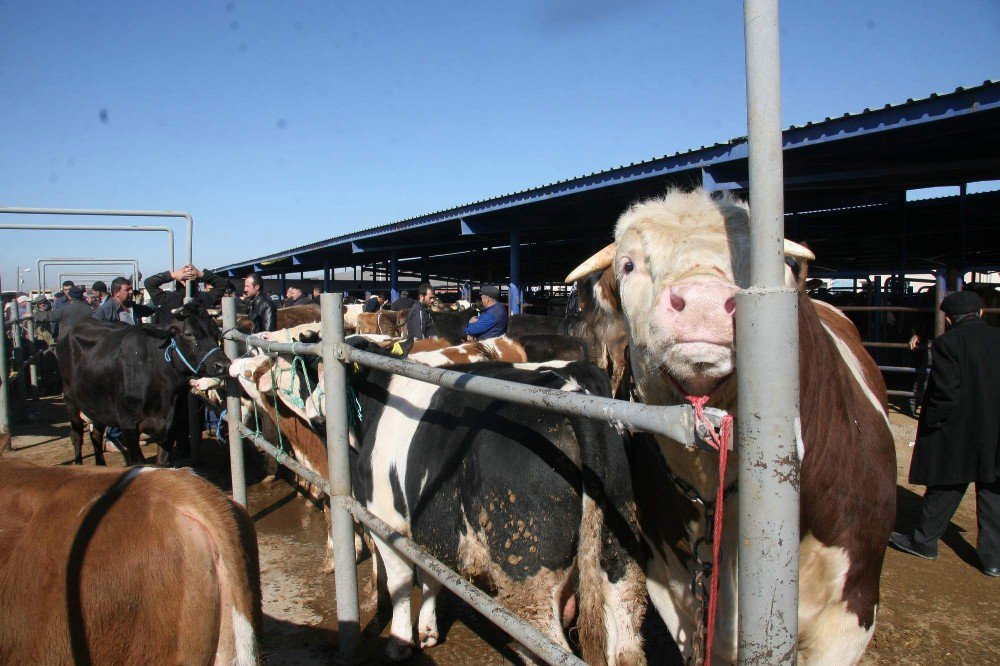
[685,393,734,666]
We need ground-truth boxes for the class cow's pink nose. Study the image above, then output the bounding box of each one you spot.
[666,281,738,316]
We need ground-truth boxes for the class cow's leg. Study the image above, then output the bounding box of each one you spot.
[119,427,147,466]
[66,404,87,465]
[372,535,415,660]
[496,570,574,657]
[89,422,108,466]
[417,574,442,649]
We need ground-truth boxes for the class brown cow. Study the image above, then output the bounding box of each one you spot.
[357,309,408,336]
[565,188,896,664]
[0,459,261,665]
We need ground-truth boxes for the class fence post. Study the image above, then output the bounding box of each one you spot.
[934,270,947,338]
[321,293,361,662]
[222,297,247,507]
[9,307,26,404]
[0,315,9,451]
[25,304,39,399]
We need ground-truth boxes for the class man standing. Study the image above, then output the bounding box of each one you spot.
[390,290,415,311]
[891,291,1000,576]
[243,273,277,333]
[283,284,312,307]
[91,281,110,309]
[27,286,93,339]
[464,285,508,340]
[144,264,227,323]
[94,278,156,324]
[363,292,387,313]
[405,283,438,340]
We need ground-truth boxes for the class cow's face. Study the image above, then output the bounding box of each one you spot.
[172,303,231,378]
[567,189,813,401]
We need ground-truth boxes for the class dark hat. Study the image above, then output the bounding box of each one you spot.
[940,290,984,316]
[480,285,500,299]
[31,294,47,306]
[92,280,108,293]
[68,285,85,300]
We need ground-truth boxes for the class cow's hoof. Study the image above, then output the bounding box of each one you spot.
[419,630,439,649]
[385,637,413,661]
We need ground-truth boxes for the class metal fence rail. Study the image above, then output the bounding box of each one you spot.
[221,294,723,664]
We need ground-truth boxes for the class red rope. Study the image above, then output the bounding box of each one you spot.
[686,394,734,666]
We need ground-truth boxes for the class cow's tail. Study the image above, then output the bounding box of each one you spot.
[567,365,647,666]
[178,478,262,666]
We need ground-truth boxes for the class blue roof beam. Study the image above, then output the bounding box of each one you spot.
[701,167,744,192]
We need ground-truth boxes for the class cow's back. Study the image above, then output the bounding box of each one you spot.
[0,459,261,665]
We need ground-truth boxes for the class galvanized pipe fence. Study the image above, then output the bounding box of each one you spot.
[220,294,725,665]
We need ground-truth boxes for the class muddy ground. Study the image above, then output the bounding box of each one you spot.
[5,395,999,664]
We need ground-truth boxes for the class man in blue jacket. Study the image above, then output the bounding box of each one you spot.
[465,285,508,340]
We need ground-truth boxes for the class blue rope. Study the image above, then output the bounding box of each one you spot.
[164,339,222,375]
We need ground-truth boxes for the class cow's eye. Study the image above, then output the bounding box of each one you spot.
[620,258,635,275]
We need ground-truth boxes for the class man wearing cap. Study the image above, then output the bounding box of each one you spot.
[891,290,1000,576]
[26,285,94,339]
[464,285,508,340]
[91,281,110,309]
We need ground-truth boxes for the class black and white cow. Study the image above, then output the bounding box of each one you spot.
[346,340,647,664]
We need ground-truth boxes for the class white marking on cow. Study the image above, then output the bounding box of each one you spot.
[795,416,805,462]
[512,360,573,371]
[819,321,890,429]
[812,298,852,322]
[231,609,257,666]
[797,533,875,665]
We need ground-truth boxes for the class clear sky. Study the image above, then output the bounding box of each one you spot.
[1,0,997,291]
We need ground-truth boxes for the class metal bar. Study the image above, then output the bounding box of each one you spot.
[935,271,947,337]
[38,259,140,292]
[510,229,522,314]
[9,303,26,404]
[222,297,248,507]
[339,496,585,666]
[25,305,38,398]
[739,0,800,663]
[237,423,329,492]
[887,389,915,398]
[863,341,911,349]
[390,250,400,302]
[878,366,917,374]
[838,306,933,313]
[323,261,331,293]
[322,293,361,661]
[0,297,8,450]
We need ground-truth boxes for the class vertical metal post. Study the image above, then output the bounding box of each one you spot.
[509,229,522,314]
[188,392,202,466]
[959,183,967,268]
[222,297,247,507]
[390,250,400,302]
[321,293,361,660]
[421,255,430,283]
[9,306,25,403]
[738,1,800,663]
[25,304,38,398]
[324,261,332,293]
[0,304,10,447]
[279,273,287,298]
[934,270,947,338]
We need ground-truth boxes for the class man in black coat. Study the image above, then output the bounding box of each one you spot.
[405,283,438,340]
[891,291,1000,576]
[144,264,227,324]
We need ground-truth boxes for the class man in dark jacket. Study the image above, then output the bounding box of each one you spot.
[390,290,415,311]
[144,264,227,323]
[283,284,313,307]
[94,277,157,325]
[891,291,1000,576]
[465,285,508,340]
[243,272,277,333]
[363,292,387,313]
[27,286,94,339]
[405,283,438,340]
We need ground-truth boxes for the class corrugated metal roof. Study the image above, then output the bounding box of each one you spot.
[217,80,999,272]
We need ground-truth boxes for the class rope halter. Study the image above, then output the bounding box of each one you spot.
[164,338,222,376]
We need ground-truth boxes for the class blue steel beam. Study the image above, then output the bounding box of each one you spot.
[509,229,521,315]
[390,250,399,302]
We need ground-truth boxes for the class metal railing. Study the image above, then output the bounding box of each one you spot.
[221,294,724,664]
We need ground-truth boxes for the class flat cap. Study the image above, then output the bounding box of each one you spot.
[940,290,984,316]
[68,285,85,300]
[92,280,108,293]
[480,285,500,299]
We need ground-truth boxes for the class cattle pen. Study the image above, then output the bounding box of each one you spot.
[221,293,729,665]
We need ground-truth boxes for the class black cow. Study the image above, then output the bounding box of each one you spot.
[428,306,479,343]
[58,302,230,465]
[347,339,646,663]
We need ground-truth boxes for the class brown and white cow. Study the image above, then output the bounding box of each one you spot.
[0,458,261,665]
[565,188,896,664]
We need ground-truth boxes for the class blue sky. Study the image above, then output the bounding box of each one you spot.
[1,1,997,291]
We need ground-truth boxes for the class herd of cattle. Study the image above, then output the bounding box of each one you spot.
[1,188,901,665]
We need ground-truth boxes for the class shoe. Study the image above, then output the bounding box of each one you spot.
[984,566,1000,577]
[889,532,937,560]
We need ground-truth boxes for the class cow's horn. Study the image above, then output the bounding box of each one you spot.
[565,243,617,284]
[784,239,815,261]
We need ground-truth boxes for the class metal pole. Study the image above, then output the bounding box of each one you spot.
[39,259,140,292]
[9,304,25,406]
[509,229,522,315]
[739,1,800,663]
[25,304,38,398]
[389,250,400,302]
[324,261,331,293]
[321,293,361,661]
[934,270,947,338]
[0,296,9,450]
[222,297,247,507]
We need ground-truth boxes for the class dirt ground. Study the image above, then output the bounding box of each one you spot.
[5,395,999,664]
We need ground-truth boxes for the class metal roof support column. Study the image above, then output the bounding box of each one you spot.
[323,261,331,293]
[934,270,947,337]
[509,230,522,314]
[390,250,400,302]
[959,183,967,268]
[0,300,9,450]
[279,273,287,298]
[421,255,429,283]
[738,1,800,663]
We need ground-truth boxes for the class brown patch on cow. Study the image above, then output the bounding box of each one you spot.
[0,460,261,664]
[277,304,321,330]
[357,310,406,336]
